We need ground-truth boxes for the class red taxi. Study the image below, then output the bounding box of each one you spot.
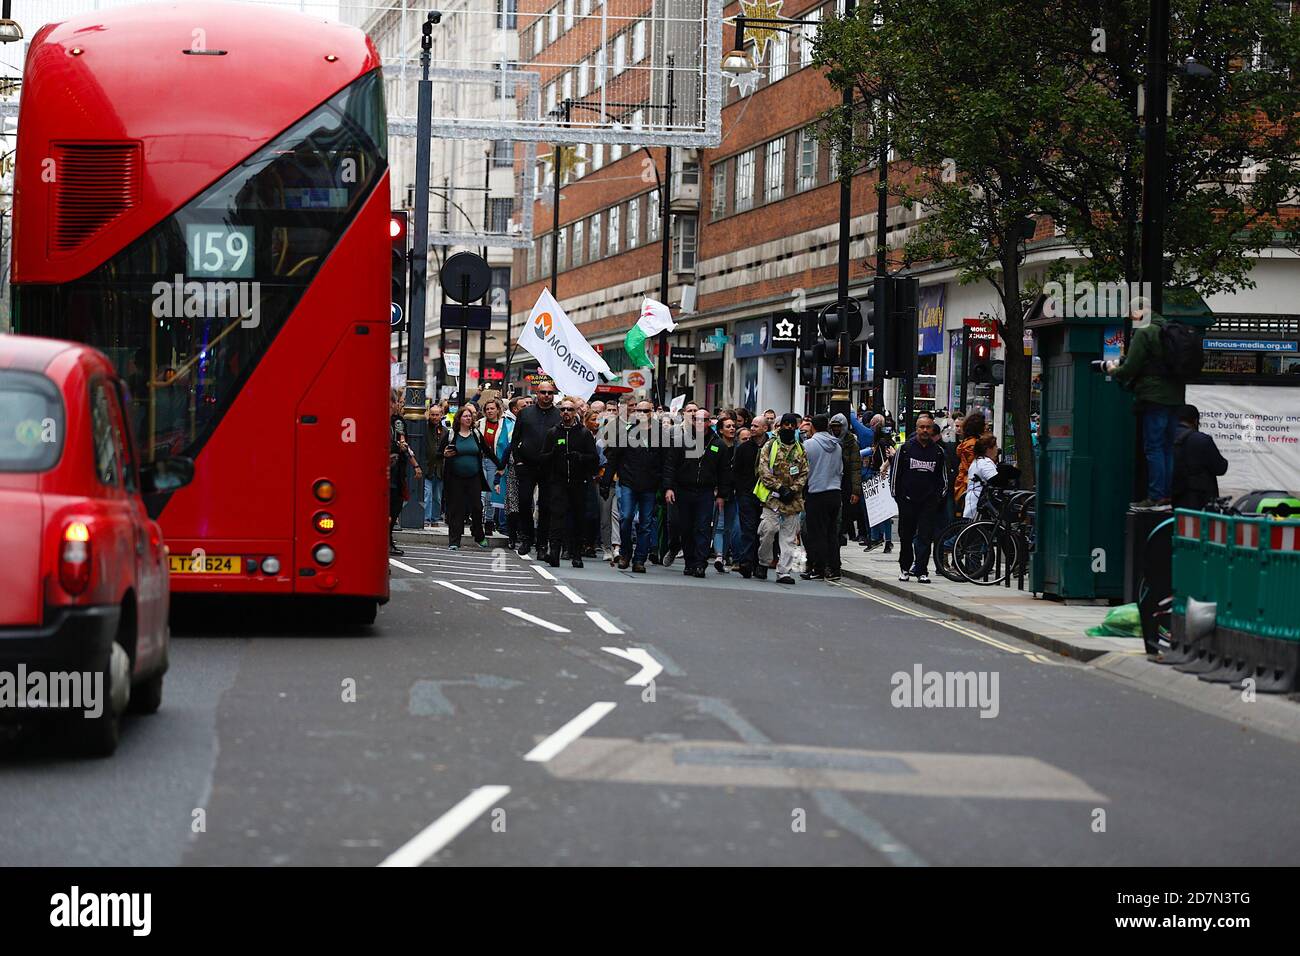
[0,334,192,755]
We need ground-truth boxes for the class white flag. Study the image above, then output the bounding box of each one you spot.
[518,288,613,400]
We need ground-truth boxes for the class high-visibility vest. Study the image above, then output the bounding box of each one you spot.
[754,439,804,503]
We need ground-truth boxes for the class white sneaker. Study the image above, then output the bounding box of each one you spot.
[898,570,911,582]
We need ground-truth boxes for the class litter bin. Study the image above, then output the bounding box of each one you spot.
[1026,304,1133,600]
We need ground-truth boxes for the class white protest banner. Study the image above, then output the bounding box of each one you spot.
[444,352,460,377]
[518,288,613,400]
[862,474,899,527]
[669,394,686,414]
[1186,384,1300,496]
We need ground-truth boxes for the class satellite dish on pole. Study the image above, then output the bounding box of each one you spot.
[440,252,491,303]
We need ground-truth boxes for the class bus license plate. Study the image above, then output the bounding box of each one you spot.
[168,554,242,574]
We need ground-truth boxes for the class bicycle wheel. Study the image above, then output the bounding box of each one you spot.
[954,521,1019,586]
[935,518,971,581]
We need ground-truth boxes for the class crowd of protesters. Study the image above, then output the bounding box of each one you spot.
[390,378,1013,586]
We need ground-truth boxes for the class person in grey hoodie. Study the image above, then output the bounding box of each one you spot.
[801,413,845,581]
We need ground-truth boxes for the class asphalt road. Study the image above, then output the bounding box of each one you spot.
[3,541,1298,866]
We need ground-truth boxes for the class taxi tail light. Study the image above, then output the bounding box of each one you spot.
[60,521,92,595]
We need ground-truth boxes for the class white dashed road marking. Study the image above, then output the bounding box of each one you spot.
[435,580,488,601]
[389,558,423,574]
[555,585,587,605]
[378,785,511,867]
[524,702,617,762]
[531,564,558,582]
[502,607,570,633]
[585,611,625,635]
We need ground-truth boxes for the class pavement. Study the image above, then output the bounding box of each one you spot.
[4,532,1298,866]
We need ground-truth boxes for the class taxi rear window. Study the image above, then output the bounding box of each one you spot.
[0,370,65,472]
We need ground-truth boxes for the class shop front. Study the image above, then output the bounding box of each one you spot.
[694,325,730,410]
[733,317,796,414]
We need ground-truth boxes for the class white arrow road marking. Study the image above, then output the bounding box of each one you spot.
[502,607,570,632]
[524,702,617,762]
[555,585,586,604]
[531,563,558,581]
[601,646,663,686]
[378,785,510,867]
[389,558,423,574]
[585,611,624,635]
[436,580,488,601]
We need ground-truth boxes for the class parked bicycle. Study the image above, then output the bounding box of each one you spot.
[950,476,1036,586]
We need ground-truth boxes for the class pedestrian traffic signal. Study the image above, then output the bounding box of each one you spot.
[867,276,919,380]
[391,210,409,332]
[970,338,994,384]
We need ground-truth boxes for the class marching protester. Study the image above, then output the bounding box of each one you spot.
[506,377,561,558]
[502,395,529,550]
[389,389,422,557]
[802,414,844,582]
[892,413,949,584]
[665,408,732,578]
[539,396,600,568]
[602,399,666,573]
[584,409,606,558]
[962,434,1001,518]
[711,414,741,572]
[437,404,498,551]
[732,416,768,578]
[477,396,512,537]
[863,421,896,553]
[756,413,808,585]
[830,413,864,547]
[423,403,448,529]
[1172,404,1229,511]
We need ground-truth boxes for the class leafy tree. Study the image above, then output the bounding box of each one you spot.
[814,0,1300,484]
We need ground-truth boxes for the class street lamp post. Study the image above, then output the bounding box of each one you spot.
[658,53,674,410]
[550,99,572,297]
[401,10,440,529]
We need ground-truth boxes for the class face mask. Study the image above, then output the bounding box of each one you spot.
[779,429,796,444]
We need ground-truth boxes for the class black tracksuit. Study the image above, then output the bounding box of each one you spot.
[602,431,667,494]
[506,403,561,549]
[665,429,734,571]
[732,436,763,568]
[539,420,600,556]
[890,436,949,575]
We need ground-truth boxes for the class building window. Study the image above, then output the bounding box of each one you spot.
[594,47,607,88]
[533,21,544,55]
[561,70,573,102]
[711,160,727,218]
[765,137,786,202]
[491,139,514,168]
[556,226,568,270]
[578,59,590,97]
[527,241,537,280]
[735,148,756,210]
[592,142,604,170]
[798,128,818,191]
[632,108,645,130]
[564,0,575,31]
[678,157,700,186]
[589,213,601,260]
[548,6,559,43]
[798,8,821,69]
[673,215,697,272]
[611,143,623,162]
[614,33,627,75]
[633,20,647,62]
[494,61,518,99]
[647,188,660,239]
[489,197,514,232]
[581,0,591,14]
[769,32,788,82]
[496,0,517,29]
[628,196,640,248]
[572,219,584,265]
[546,83,556,117]
[608,205,620,254]
[541,233,552,277]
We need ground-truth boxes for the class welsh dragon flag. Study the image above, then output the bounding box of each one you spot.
[624,298,676,368]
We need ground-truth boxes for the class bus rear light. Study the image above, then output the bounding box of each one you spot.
[313,479,335,502]
[313,512,336,535]
[313,544,335,566]
[60,521,92,595]
[261,557,281,575]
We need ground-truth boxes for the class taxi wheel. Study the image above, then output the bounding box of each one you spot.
[76,642,130,758]
[128,671,164,715]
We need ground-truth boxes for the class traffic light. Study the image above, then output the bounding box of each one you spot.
[391,211,409,332]
[969,337,994,384]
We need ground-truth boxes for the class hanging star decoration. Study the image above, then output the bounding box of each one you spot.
[739,0,786,62]
[728,68,761,97]
[543,144,587,186]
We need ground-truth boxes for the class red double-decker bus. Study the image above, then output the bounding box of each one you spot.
[12,2,391,625]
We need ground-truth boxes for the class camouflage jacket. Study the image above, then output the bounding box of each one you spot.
[756,437,808,514]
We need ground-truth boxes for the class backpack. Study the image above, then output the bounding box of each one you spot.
[1158,320,1205,381]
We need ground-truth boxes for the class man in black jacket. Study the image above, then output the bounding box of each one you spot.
[602,400,665,572]
[505,378,561,558]
[539,396,600,567]
[1172,404,1229,511]
[664,408,733,578]
[732,416,768,578]
[890,413,948,583]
